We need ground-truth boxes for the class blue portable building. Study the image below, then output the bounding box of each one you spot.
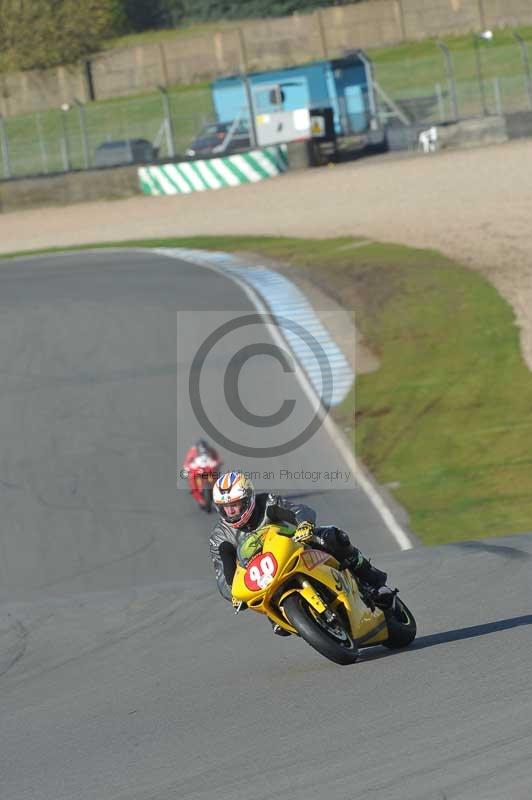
[211,54,371,136]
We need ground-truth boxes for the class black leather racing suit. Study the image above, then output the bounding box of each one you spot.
[209,492,383,602]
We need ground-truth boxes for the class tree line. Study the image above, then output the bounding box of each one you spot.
[0,0,358,71]
[125,1,355,30]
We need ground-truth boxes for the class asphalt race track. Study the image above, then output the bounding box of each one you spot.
[0,251,531,800]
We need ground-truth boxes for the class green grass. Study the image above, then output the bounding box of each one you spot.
[3,234,532,546]
[320,242,532,545]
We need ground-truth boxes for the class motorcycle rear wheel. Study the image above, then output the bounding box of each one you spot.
[383,598,417,649]
[282,593,359,666]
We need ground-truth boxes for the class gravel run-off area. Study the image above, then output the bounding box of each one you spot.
[1,139,531,369]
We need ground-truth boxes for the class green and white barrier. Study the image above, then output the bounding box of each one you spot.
[138,145,288,196]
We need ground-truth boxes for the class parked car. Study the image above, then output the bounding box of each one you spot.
[185,122,250,158]
[94,139,159,168]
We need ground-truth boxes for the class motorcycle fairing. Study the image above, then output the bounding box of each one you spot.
[232,525,389,645]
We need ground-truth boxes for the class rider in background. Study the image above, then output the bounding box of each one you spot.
[182,439,223,502]
[209,471,395,635]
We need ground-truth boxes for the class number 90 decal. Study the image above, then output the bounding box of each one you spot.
[244,552,278,591]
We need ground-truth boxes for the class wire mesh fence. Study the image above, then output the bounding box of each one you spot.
[374,74,532,127]
[374,41,532,123]
[0,87,215,179]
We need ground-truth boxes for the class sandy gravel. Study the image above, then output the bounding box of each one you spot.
[1,139,531,367]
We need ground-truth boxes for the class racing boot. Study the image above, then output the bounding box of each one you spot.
[371,586,397,609]
[269,618,291,637]
[340,550,396,609]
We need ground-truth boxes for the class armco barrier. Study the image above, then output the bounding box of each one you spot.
[138,146,288,196]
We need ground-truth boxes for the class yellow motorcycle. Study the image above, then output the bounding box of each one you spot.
[232,524,416,666]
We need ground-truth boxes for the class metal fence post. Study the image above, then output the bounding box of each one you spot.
[435,82,445,120]
[242,74,258,148]
[473,35,487,116]
[74,99,90,169]
[35,113,49,174]
[473,32,493,117]
[0,115,11,178]
[357,49,379,131]
[59,105,72,171]
[159,87,176,158]
[436,40,458,120]
[513,32,532,111]
[493,77,502,115]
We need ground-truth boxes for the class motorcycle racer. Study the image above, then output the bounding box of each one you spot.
[182,439,223,509]
[209,471,395,635]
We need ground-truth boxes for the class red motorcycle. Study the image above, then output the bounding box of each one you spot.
[185,454,221,513]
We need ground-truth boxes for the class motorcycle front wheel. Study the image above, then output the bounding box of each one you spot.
[282,593,359,666]
[201,483,213,513]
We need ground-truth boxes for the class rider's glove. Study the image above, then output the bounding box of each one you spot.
[293,521,315,543]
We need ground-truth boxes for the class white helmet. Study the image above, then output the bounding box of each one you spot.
[213,472,255,528]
